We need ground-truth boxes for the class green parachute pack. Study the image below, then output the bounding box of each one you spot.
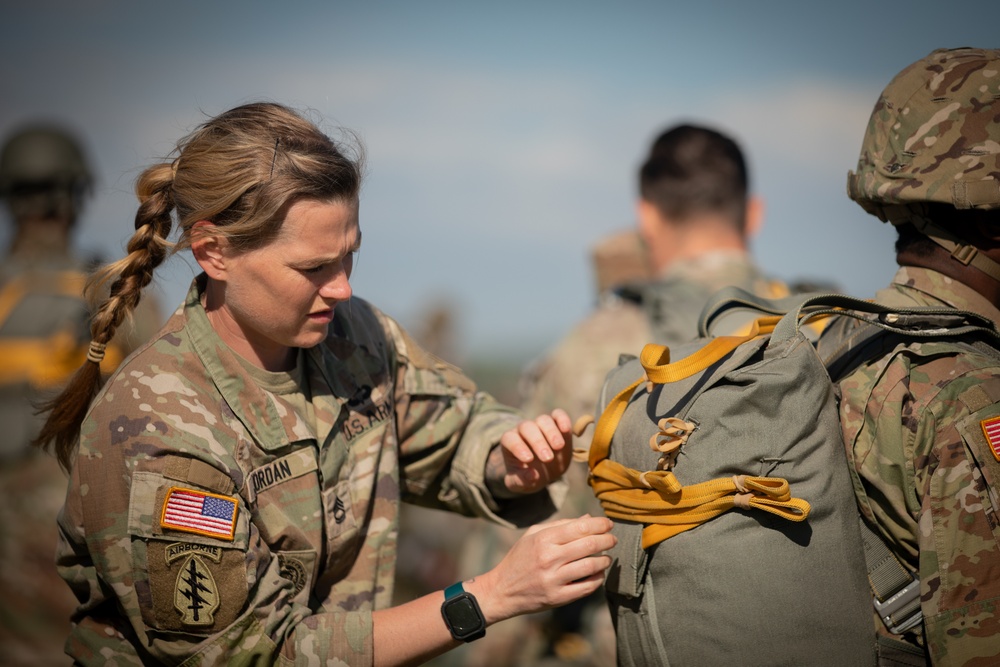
[583,287,1000,666]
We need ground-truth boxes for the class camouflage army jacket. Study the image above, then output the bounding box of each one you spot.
[56,275,562,666]
[820,267,1000,666]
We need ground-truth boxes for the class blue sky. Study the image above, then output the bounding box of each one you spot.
[2,1,997,362]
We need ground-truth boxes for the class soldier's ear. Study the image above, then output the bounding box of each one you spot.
[636,199,662,243]
[744,196,765,240]
[190,221,229,280]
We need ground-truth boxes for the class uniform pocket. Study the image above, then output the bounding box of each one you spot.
[321,478,361,583]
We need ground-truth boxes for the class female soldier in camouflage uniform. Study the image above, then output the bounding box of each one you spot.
[34,102,614,665]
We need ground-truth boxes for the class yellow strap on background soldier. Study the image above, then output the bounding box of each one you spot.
[0,271,87,324]
[587,315,811,549]
[0,271,125,387]
[0,331,125,387]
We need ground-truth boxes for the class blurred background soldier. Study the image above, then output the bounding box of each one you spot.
[522,123,793,432]
[449,123,796,666]
[0,124,161,665]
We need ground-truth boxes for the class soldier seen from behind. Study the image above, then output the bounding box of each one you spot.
[817,46,1000,665]
[522,123,789,434]
[0,125,160,666]
[453,124,790,667]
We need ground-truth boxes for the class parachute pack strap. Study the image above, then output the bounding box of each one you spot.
[588,376,645,469]
[639,317,777,386]
[770,291,1000,347]
[590,459,811,549]
[698,285,816,338]
[860,518,923,635]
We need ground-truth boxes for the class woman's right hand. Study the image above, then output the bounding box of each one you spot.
[466,514,616,625]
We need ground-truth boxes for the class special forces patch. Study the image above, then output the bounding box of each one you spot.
[173,554,220,626]
[145,541,248,634]
[167,543,222,626]
[982,416,1000,462]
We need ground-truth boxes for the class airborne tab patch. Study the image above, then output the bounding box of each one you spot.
[982,416,1000,462]
[160,487,238,541]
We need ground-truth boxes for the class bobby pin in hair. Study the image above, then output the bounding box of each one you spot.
[270,137,280,178]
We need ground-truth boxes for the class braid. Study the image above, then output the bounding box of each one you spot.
[88,165,174,346]
[33,102,365,472]
[33,163,176,471]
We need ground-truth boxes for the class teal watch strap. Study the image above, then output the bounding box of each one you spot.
[441,580,486,642]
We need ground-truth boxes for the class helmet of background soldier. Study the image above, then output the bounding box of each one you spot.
[846,47,1000,221]
[0,125,93,223]
[591,228,654,296]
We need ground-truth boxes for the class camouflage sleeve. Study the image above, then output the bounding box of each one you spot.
[56,371,375,664]
[376,310,566,528]
[912,370,1000,665]
[58,434,379,665]
[850,350,1000,664]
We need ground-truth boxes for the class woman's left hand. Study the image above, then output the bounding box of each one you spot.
[496,409,574,495]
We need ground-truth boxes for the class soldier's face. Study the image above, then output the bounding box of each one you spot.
[204,198,361,370]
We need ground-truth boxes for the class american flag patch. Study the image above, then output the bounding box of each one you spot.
[160,487,238,541]
[983,417,1000,463]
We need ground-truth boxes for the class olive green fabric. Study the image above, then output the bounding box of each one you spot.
[596,289,1000,667]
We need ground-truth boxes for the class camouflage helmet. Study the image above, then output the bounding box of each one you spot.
[0,125,93,220]
[847,47,1000,219]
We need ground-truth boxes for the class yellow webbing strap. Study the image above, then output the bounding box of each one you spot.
[0,271,87,324]
[588,316,811,550]
[0,271,125,387]
[0,333,125,387]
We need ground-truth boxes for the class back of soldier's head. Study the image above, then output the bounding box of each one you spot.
[638,124,749,232]
[0,125,93,225]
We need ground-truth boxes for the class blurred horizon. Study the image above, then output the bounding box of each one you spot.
[3,1,997,371]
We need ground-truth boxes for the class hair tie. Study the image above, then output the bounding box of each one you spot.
[87,341,107,364]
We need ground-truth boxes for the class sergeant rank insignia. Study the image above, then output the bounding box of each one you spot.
[983,416,1000,462]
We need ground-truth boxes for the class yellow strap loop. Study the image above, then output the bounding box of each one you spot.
[586,314,811,550]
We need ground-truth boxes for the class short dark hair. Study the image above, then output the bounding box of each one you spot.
[638,124,748,231]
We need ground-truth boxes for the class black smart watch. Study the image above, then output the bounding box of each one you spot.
[440,581,486,642]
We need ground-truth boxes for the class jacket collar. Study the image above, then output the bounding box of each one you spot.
[183,275,349,451]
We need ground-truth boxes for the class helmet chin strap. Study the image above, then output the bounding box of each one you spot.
[882,204,1000,285]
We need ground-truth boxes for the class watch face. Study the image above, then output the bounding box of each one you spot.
[443,594,485,640]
